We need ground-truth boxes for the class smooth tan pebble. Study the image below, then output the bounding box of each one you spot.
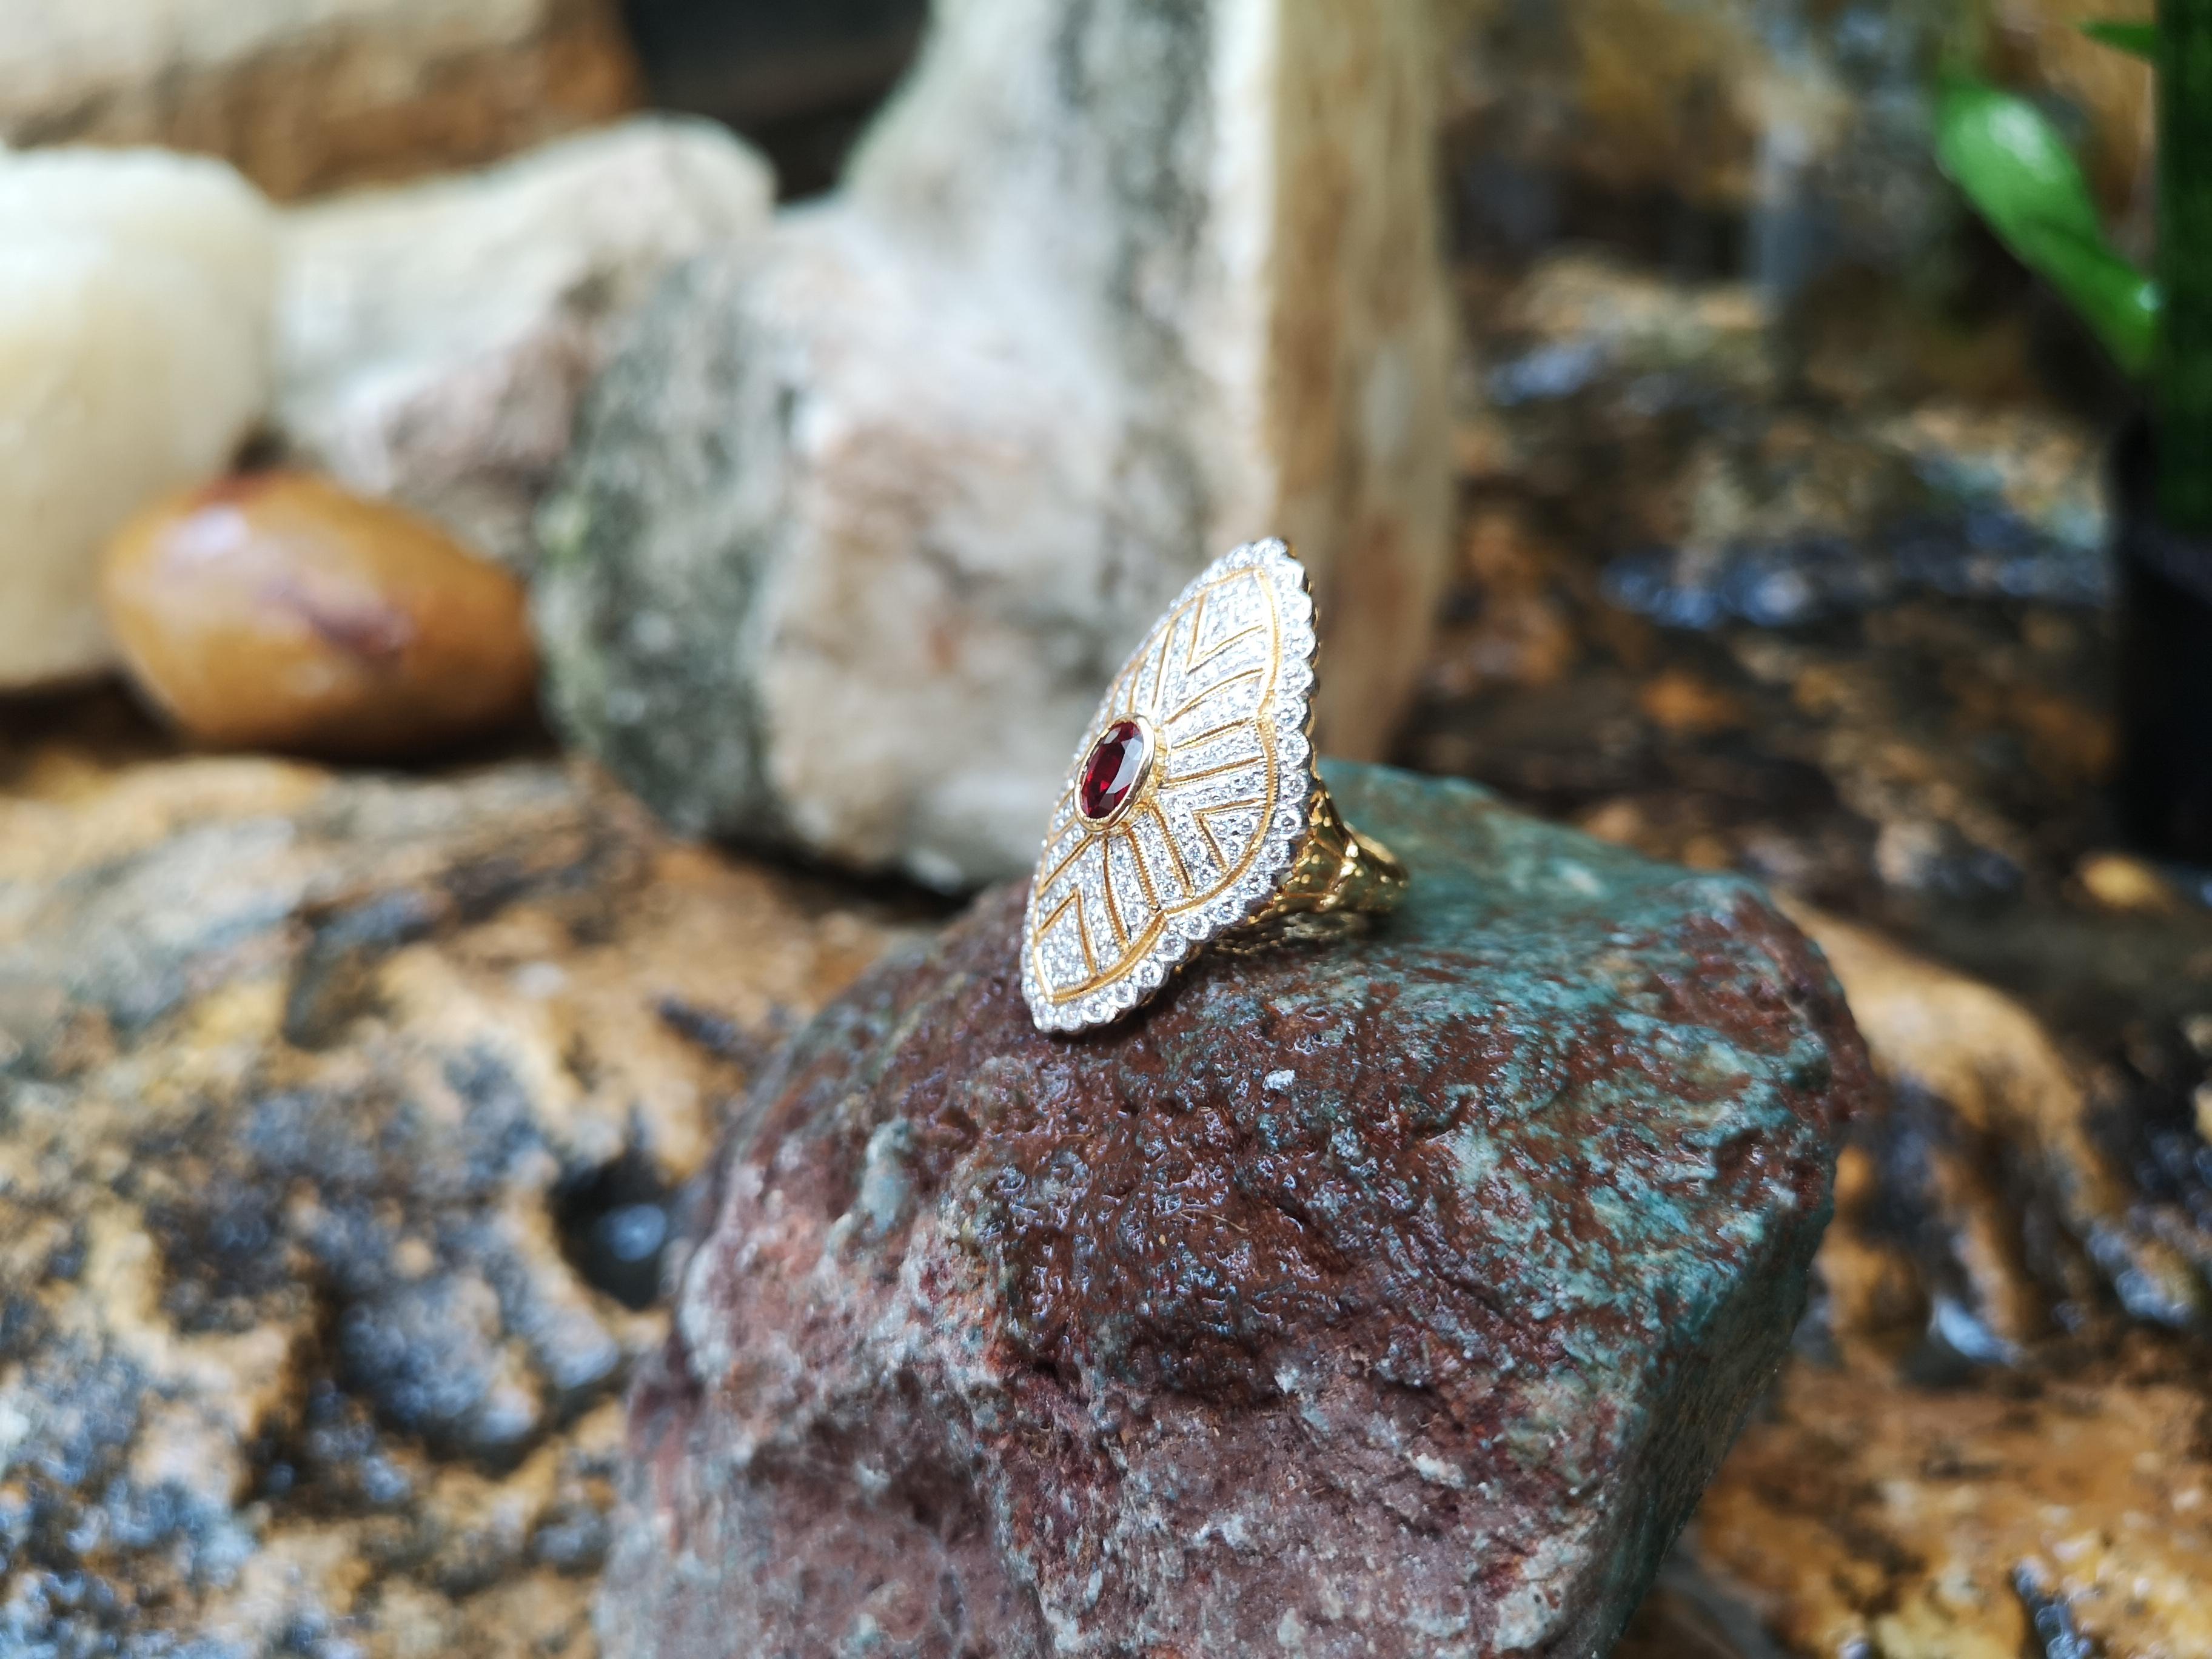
[101,472,537,759]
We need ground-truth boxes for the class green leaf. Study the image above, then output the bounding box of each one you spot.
[1937,78,2159,375]
[2080,19,2158,61]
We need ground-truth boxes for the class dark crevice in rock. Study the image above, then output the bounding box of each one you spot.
[557,1144,678,1312]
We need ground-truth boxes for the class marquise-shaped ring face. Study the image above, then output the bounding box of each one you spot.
[1022,538,1318,1032]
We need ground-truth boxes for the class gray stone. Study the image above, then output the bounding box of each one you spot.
[276,116,776,571]
[536,0,1456,890]
[602,762,1872,1657]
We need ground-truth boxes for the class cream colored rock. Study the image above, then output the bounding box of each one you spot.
[0,149,275,692]
[540,0,1456,888]
[276,117,776,571]
[0,0,640,199]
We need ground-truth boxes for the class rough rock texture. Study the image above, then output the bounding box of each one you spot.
[0,751,903,1656]
[0,148,275,692]
[0,0,642,200]
[102,472,540,758]
[537,0,1456,889]
[602,762,1872,1657]
[276,118,776,571]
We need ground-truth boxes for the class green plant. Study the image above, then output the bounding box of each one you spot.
[1937,4,2212,532]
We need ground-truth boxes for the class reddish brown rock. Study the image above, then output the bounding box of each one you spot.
[102,471,539,759]
[603,763,1872,1657]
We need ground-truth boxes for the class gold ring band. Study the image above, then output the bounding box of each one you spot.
[1259,785,1409,922]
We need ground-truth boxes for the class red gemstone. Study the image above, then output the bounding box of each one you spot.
[1079,719,1148,821]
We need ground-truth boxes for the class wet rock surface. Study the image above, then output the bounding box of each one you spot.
[102,472,540,759]
[1412,250,2127,966]
[1446,0,1954,289]
[1442,0,2149,300]
[0,746,905,1656]
[602,762,1871,1657]
[1412,249,2212,1655]
[1697,1337,2212,1657]
[1666,912,2212,1659]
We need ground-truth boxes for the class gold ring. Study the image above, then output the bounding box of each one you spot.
[1022,538,1407,1033]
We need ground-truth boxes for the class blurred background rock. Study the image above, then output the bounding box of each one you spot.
[0,0,645,198]
[1,0,2208,1655]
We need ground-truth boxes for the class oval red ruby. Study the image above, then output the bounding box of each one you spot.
[1079,719,1147,821]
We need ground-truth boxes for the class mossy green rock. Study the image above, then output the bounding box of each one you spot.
[605,762,1874,1658]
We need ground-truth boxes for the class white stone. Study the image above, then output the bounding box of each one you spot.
[540,0,1456,889]
[0,148,275,692]
[276,115,777,571]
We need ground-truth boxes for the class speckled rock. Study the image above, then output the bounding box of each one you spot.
[0,754,903,1657]
[102,472,540,759]
[603,762,1872,1658]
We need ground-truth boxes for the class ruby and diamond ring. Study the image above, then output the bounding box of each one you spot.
[1021,537,1407,1033]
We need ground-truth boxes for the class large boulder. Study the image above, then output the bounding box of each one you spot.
[536,0,1457,890]
[602,762,1872,1657]
[0,754,900,1655]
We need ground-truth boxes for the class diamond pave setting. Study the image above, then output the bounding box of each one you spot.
[1022,538,1319,1033]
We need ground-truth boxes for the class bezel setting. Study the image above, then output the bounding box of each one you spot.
[1021,538,1319,1034]
[1075,715,1156,829]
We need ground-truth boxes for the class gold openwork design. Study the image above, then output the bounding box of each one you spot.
[1021,538,1404,1033]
